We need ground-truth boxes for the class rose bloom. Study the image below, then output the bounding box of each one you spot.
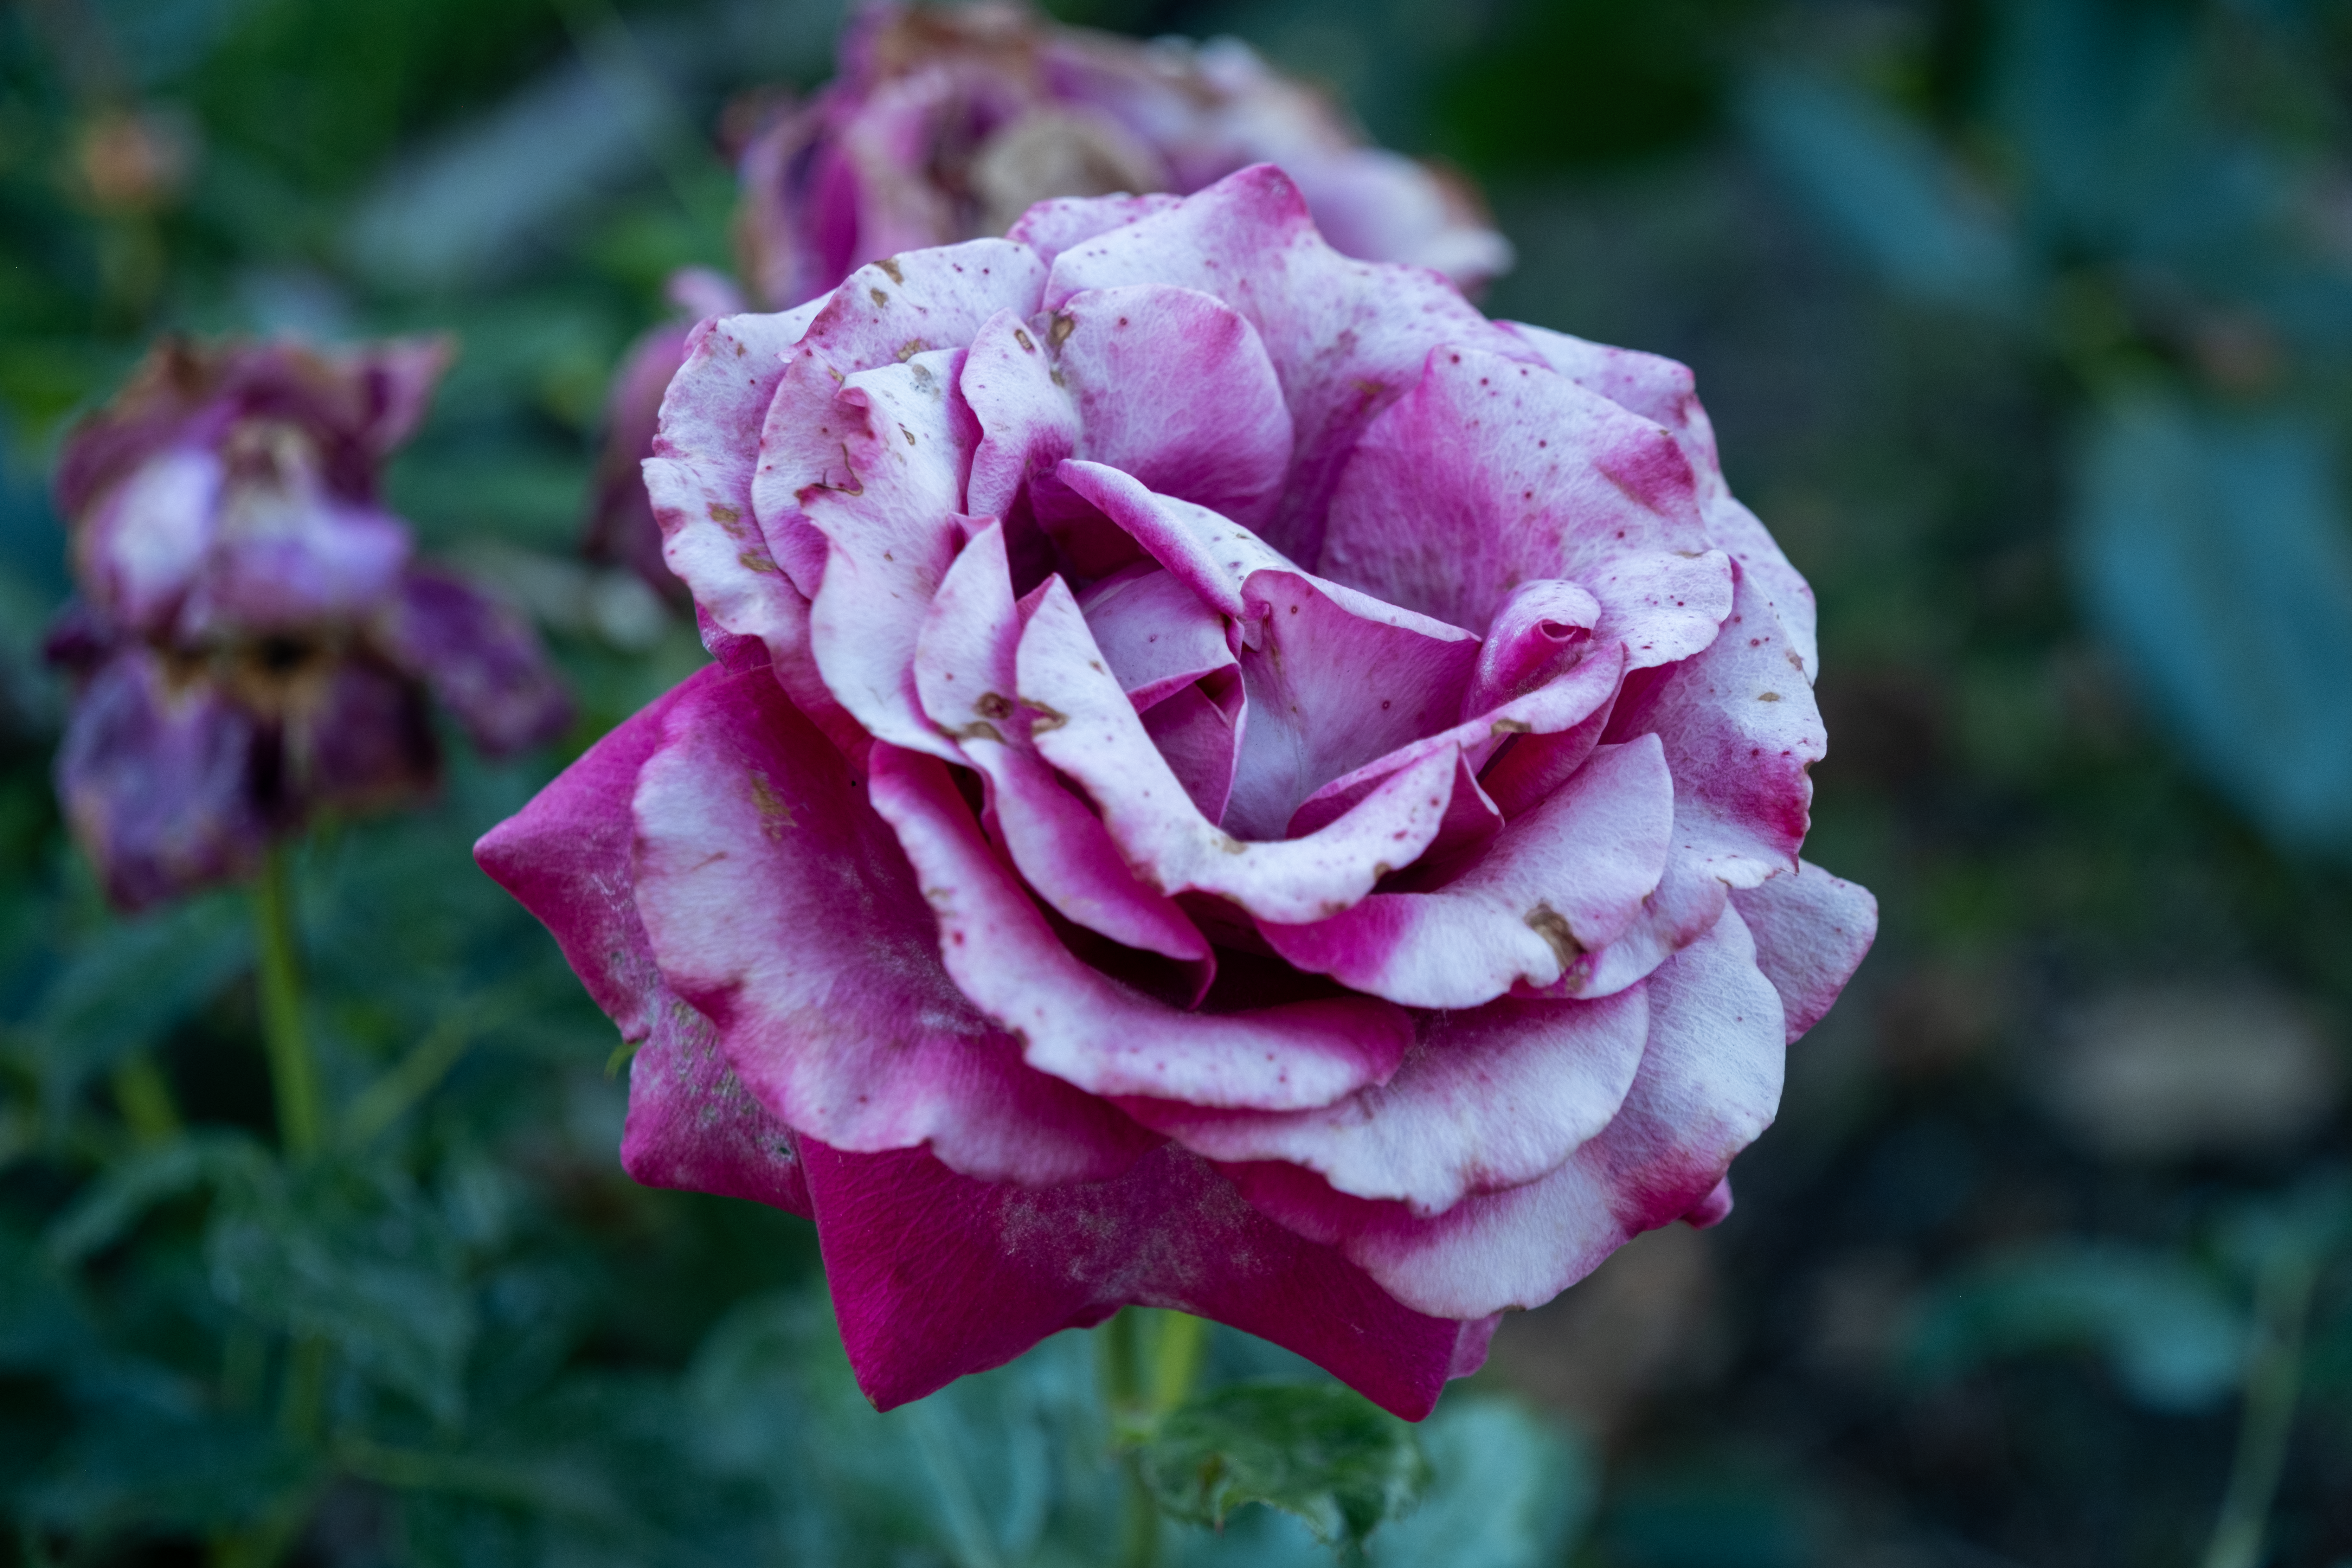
[53,337,571,909]
[736,0,1512,311]
[480,167,1875,1419]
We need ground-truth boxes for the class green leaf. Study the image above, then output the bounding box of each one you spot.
[1141,1382,1430,1548]
[44,1132,276,1267]
[1364,1396,1591,1568]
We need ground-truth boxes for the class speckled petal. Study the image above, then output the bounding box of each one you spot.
[1730,860,1878,1043]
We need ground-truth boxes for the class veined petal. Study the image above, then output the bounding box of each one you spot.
[802,1138,1487,1420]
[1260,738,1674,1008]
[1730,859,1878,1043]
[1233,904,1785,1319]
[1127,989,1648,1215]
[631,665,1152,1186]
[867,743,1411,1109]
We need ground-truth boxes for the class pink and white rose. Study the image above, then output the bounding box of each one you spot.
[479,167,1874,1419]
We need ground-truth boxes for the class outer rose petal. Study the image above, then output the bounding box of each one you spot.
[631,665,1152,1186]
[1123,989,1648,1215]
[799,241,1050,372]
[1730,860,1878,1043]
[1605,562,1822,889]
[1319,346,1729,667]
[866,742,1411,1110]
[1233,904,1786,1319]
[1539,836,1733,1002]
[57,649,267,911]
[1261,738,1675,1008]
[1041,164,1540,560]
[376,568,571,755]
[475,667,723,1042]
[801,1138,1489,1420]
[1501,319,1821,682]
[622,988,814,1221]
[645,309,825,665]
[1018,579,1464,923]
[1006,192,1186,266]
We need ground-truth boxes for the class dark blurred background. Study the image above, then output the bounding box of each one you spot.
[3,1,2351,1565]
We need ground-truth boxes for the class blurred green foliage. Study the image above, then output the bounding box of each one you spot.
[0,0,2349,1565]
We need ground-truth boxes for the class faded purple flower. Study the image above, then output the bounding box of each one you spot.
[736,1,1513,310]
[479,169,1874,1419]
[53,336,572,909]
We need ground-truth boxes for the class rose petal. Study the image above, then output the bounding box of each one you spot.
[1056,460,1301,616]
[1077,563,1236,711]
[376,568,571,756]
[1223,567,1480,839]
[796,349,982,758]
[1045,283,1294,530]
[1006,192,1186,266]
[1041,163,1539,560]
[1260,737,1674,1007]
[1124,989,1648,1215]
[802,1138,1486,1420]
[1501,319,1820,682]
[1604,562,1821,889]
[914,521,1210,962]
[622,989,814,1221]
[866,742,1411,1109]
[644,308,827,669]
[800,240,1051,373]
[1466,579,1601,717]
[475,666,722,1042]
[1141,679,1241,821]
[1521,835,1732,1003]
[1018,578,1464,923]
[1321,345,1730,670]
[631,665,1151,1186]
[1233,903,1785,1319]
[1729,859,1878,1043]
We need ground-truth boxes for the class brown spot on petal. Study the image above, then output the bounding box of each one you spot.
[975,692,1015,721]
[1491,718,1533,736]
[1049,313,1076,348]
[1218,835,1248,856]
[870,288,890,307]
[1014,328,1036,352]
[739,551,779,574]
[877,257,904,283]
[1758,691,1782,703]
[709,504,740,523]
[1525,903,1583,969]
[750,771,796,839]
[1026,702,1069,734]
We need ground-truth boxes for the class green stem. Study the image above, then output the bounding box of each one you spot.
[109,1051,180,1144]
[253,844,320,1160]
[1098,1309,1160,1568]
[2201,1246,2319,1568]
[1150,1310,1208,1415]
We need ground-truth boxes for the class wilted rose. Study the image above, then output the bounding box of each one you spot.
[736,0,1512,310]
[53,336,571,909]
[479,168,1874,1418]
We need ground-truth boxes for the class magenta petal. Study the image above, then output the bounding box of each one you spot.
[1729,859,1879,1042]
[644,310,825,665]
[1223,568,1480,839]
[1140,680,1241,821]
[799,350,979,758]
[799,240,1051,372]
[57,649,268,910]
[377,568,571,755]
[1465,579,1601,716]
[1503,319,1820,681]
[1077,564,1236,710]
[1018,579,1463,922]
[1056,460,1300,616]
[867,743,1411,1109]
[474,667,720,1042]
[1525,836,1732,1003]
[1126,989,1648,1215]
[1321,345,1729,669]
[1040,163,1538,560]
[1237,904,1784,1319]
[1050,284,1293,530]
[914,523,1209,962]
[1006,192,1185,266]
[1606,562,1822,889]
[962,307,1083,529]
[630,666,1147,1186]
[802,1138,1485,1420]
[621,991,813,1221]
[1260,737,1674,1007]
